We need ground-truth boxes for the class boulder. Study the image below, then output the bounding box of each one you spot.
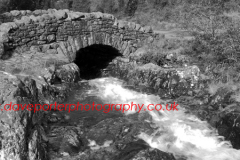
[118,20,128,29]
[56,63,80,83]
[39,65,57,85]
[54,10,68,20]
[130,47,147,60]
[10,10,21,17]
[0,71,47,160]
[47,34,56,43]
[107,62,200,98]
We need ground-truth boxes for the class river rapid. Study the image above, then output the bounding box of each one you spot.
[82,77,240,160]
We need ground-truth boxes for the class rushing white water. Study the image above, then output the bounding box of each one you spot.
[87,77,240,160]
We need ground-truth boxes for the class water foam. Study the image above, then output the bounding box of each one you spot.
[87,77,240,160]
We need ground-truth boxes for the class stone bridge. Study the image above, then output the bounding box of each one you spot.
[0,9,159,62]
[0,8,204,160]
[0,9,164,160]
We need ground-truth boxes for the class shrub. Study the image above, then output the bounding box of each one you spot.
[0,0,10,13]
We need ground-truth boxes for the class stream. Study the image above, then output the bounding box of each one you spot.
[50,76,240,160]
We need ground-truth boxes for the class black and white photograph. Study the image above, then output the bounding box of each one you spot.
[0,0,240,160]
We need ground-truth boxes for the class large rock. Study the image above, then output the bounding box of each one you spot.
[107,61,200,98]
[39,65,57,85]
[47,113,175,160]
[56,63,80,83]
[204,86,240,149]
[48,127,84,156]
[34,63,80,85]
[53,10,68,20]
[0,71,47,160]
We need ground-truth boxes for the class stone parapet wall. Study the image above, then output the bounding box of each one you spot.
[0,9,159,60]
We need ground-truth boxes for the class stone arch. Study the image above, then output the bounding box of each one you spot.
[74,44,122,79]
[0,9,159,61]
[0,9,162,160]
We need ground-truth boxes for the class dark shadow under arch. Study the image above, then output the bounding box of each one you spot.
[74,44,122,80]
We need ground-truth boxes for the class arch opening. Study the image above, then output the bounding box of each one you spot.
[74,44,122,80]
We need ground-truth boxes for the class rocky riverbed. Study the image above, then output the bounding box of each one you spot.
[1,44,240,160]
[1,9,240,160]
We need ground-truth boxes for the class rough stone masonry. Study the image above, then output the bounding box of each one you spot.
[0,9,159,61]
[0,9,161,160]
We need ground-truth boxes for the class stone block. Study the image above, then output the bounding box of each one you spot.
[66,44,76,62]
[128,22,136,30]
[30,45,41,52]
[67,12,84,20]
[144,26,153,33]
[47,34,56,43]
[104,34,111,45]
[62,9,70,13]
[29,30,35,35]
[59,41,67,54]
[59,41,72,61]
[29,15,39,22]
[95,33,104,44]
[41,10,48,14]
[130,47,146,60]
[26,10,31,14]
[135,24,141,30]
[42,44,51,52]
[46,49,58,54]
[20,10,27,16]
[47,9,57,14]
[147,36,154,43]
[74,36,82,51]
[0,23,13,32]
[88,36,93,45]
[113,20,118,27]
[57,47,67,60]
[91,12,103,19]
[68,36,77,54]
[10,10,20,16]
[39,34,47,41]
[121,41,128,52]
[0,43,4,58]
[82,36,88,48]
[50,13,57,20]
[33,10,42,16]
[41,14,52,21]
[123,45,130,56]
[50,43,59,49]
[21,16,33,24]
[0,32,9,43]
[103,13,114,19]
[37,40,46,45]
[140,27,145,32]
[118,20,128,29]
